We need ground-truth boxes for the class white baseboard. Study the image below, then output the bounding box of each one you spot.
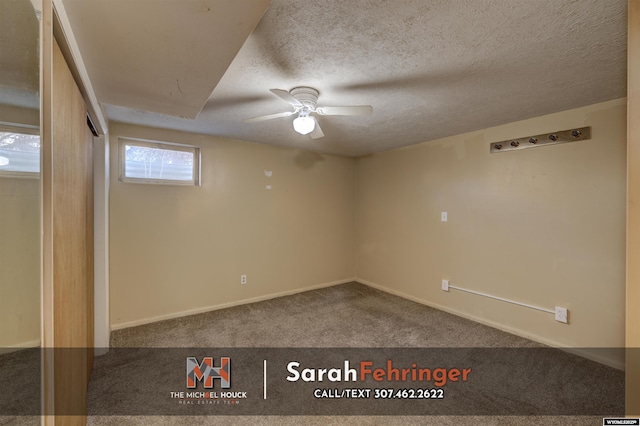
[111,278,356,331]
[94,347,109,357]
[0,339,40,355]
[356,278,624,370]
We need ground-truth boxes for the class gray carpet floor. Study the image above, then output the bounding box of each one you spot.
[108,282,545,348]
[80,282,623,425]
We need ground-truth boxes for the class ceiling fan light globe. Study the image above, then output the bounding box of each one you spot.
[293,116,316,135]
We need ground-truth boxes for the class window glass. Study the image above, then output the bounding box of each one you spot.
[0,131,40,174]
[120,138,200,185]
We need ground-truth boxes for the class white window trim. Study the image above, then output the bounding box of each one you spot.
[118,137,201,186]
[0,123,40,179]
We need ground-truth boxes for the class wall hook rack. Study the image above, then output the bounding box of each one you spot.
[490,126,591,154]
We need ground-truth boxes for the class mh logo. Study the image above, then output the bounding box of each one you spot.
[186,356,231,389]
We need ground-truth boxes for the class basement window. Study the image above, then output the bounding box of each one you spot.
[119,138,200,186]
[0,127,40,177]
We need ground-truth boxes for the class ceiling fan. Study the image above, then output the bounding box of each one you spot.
[243,87,373,139]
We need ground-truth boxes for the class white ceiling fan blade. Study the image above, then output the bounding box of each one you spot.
[316,106,373,116]
[270,89,303,107]
[244,111,294,123]
[310,120,324,139]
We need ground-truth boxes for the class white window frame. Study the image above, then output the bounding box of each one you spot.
[0,123,40,179]
[119,137,201,186]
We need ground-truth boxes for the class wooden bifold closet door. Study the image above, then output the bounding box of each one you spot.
[48,37,94,423]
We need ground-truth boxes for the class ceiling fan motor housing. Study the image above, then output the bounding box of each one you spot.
[244,86,372,140]
[290,87,319,110]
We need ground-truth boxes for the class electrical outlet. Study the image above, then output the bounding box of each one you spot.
[441,279,449,291]
[241,275,247,285]
[554,306,568,323]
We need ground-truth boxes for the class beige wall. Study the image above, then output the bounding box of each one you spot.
[0,176,40,347]
[109,122,355,328]
[355,99,627,363]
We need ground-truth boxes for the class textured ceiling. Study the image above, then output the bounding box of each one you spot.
[69,0,626,157]
[0,0,39,109]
